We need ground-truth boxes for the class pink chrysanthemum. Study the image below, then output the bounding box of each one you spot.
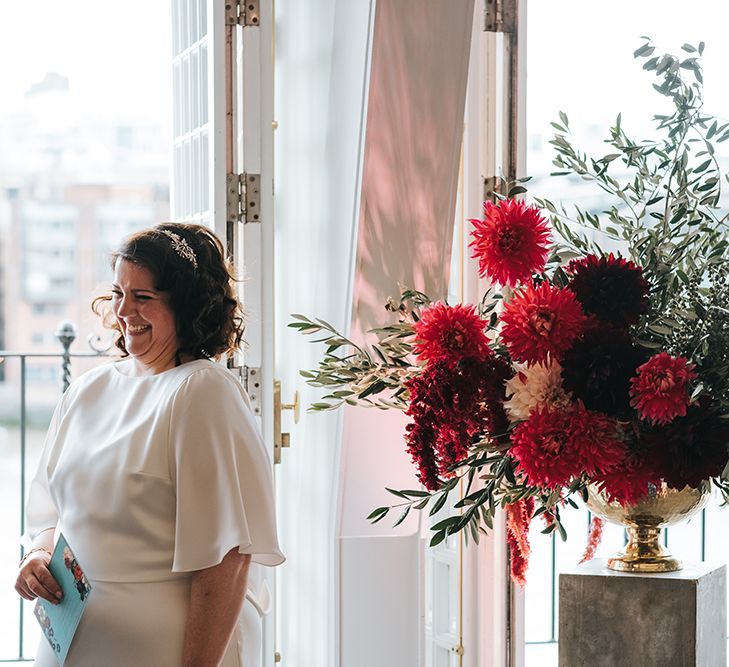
[630,352,697,424]
[413,302,491,366]
[468,199,551,287]
[500,282,588,365]
[510,404,624,489]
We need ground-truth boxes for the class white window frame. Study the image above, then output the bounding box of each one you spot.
[460,1,528,666]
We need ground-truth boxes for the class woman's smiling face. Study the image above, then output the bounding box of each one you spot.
[111,259,179,373]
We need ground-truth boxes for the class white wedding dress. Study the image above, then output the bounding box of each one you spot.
[25,359,284,667]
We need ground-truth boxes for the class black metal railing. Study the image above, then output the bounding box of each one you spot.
[1,322,109,663]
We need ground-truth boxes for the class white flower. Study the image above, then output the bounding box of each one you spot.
[504,360,571,422]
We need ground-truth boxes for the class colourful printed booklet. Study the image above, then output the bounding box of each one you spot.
[33,534,92,666]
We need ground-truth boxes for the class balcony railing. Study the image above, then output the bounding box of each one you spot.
[4,324,727,665]
[524,495,729,666]
[0,322,109,663]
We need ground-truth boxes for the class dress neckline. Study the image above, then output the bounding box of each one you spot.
[111,357,211,379]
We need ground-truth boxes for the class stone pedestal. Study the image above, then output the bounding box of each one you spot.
[559,559,726,667]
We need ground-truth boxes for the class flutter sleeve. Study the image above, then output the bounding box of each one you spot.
[22,392,68,548]
[168,367,285,572]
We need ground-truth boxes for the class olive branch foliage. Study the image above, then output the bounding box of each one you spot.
[290,40,729,546]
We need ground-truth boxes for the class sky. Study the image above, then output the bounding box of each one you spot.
[0,0,171,123]
[0,1,727,163]
[527,0,729,142]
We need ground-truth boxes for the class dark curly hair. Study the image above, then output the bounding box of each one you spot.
[92,223,245,360]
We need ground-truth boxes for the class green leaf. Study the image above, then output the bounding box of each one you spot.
[393,505,411,527]
[431,516,461,532]
[400,489,430,498]
[367,507,389,522]
[633,43,655,58]
[385,487,410,499]
[557,521,567,541]
[430,491,450,516]
[430,531,447,547]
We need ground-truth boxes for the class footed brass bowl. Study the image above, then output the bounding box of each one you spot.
[586,481,712,573]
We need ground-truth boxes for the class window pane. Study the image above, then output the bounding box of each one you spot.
[0,2,171,659]
[524,3,729,665]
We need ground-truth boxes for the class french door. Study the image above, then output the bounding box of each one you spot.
[171,1,277,665]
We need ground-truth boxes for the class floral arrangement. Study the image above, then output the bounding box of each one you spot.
[291,41,729,583]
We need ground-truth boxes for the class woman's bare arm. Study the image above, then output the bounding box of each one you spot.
[15,528,62,604]
[182,547,252,667]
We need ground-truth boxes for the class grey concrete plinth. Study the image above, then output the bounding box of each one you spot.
[559,559,726,667]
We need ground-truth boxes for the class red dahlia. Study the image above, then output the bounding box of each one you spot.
[469,199,551,287]
[591,450,660,506]
[510,404,624,490]
[566,253,649,327]
[561,322,648,419]
[413,302,491,366]
[630,352,697,424]
[500,282,587,365]
[641,403,729,489]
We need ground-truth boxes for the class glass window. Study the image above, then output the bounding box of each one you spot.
[524,3,729,665]
[0,1,172,660]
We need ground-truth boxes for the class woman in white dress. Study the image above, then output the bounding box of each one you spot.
[15,223,284,667]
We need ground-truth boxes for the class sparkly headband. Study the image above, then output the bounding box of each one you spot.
[159,229,198,269]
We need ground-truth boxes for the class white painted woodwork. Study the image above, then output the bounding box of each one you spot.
[460,3,529,666]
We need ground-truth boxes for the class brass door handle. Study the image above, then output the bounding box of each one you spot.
[281,390,300,424]
[274,380,298,464]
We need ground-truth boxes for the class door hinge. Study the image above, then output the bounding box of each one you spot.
[225,0,260,27]
[484,0,516,32]
[226,172,261,224]
[230,364,262,416]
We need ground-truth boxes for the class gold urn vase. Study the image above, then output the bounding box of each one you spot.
[585,481,712,573]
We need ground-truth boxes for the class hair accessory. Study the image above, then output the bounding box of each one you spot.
[159,229,198,269]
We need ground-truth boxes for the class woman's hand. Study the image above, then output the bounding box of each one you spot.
[15,550,63,605]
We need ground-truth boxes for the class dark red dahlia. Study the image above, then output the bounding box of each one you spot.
[404,355,512,490]
[640,403,729,489]
[591,451,660,505]
[566,253,649,327]
[469,199,551,287]
[510,403,624,490]
[413,302,491,366]
[630,352,697,425]
[500,281,588,366]
[561,322,648,419]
